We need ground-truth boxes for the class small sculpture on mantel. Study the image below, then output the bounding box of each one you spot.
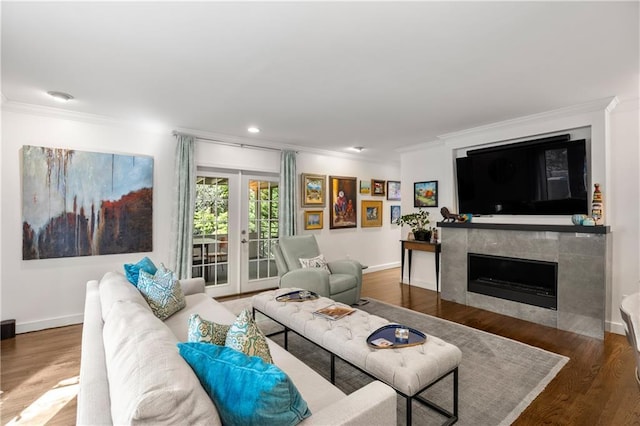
[440,207,461,223]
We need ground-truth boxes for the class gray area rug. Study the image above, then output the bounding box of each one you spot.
[221,297,568,425]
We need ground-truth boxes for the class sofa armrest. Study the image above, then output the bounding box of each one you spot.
[77,280,113,425]
[179,277,206,295]
[301,381,396,425]
[280,268,331,296]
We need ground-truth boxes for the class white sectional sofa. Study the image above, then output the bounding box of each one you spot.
[77,271,397,425]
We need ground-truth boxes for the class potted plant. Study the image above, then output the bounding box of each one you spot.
[396,208,431,241]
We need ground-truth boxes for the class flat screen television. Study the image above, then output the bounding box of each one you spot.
[456,134,588,215]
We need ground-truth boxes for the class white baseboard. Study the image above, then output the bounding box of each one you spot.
[16,314,84,334]
[362,262,400,274]
[606,320,626,336]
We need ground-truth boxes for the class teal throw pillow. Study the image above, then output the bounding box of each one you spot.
[226,309,273,364]
[188,313,230,345]
[137,266,186,320]
[178,342,311,426]
[123,256,157,286]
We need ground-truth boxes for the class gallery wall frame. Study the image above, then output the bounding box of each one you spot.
[361,200,383,227]
[371,179,386,196]
[304,210,323,230]
[359,180,371,194]
[390,205,401,224]
[387,181,401,201]
[301,173,326,207]
[414,180,438,207]
[329,176,357,229]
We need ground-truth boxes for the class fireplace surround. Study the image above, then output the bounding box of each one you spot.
[439,222,611,339]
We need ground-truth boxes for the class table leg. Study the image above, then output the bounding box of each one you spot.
[435,248,440,293]
[408,249,413,285]
[401,245,405,283]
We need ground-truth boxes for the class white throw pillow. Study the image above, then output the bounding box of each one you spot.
[299,254,331,273]
[103,300,221,425]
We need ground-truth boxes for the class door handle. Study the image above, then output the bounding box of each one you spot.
[241,239,248,244]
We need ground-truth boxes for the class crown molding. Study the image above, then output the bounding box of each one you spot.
[175,126,400,166]
[610,96,639,113]
[438,96,619,141]
[1,99,171,134]
[396,139,445,154]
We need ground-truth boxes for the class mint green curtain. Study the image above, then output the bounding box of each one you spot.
[279,150,297,237]
[172,134,196,279]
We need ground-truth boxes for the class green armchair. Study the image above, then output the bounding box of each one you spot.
[273,235,362,305]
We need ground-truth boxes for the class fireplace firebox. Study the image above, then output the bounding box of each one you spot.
[467,253,557,310]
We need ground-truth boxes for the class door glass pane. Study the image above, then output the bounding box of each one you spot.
[193,176,228,286]
[248,179,278,280]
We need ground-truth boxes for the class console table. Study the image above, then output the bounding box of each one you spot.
[400,240,441,292]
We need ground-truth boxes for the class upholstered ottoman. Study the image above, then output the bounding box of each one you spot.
[252,289,462,425]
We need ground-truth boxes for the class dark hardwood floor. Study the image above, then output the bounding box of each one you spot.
[1,268,638,425]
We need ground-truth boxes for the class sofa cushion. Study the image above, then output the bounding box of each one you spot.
[225,309,273,364]
[137,266,186,320]
[99,271,151,321]
[178,342,311,426]
[299,254,331,274]
[188,313,230,345]
[103,300,220,425]
[123,256,157,286]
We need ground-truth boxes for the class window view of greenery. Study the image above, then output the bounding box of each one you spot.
[248,180,279,279]
[193,176,229,286]
[193,176,279,283]
[194,176,229,236]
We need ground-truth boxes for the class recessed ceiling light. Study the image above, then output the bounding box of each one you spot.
[47,91,74,102]
[247,126,260,134]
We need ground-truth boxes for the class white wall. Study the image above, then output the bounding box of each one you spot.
[400,97,640,334]
[1,106,176,333]
[1,107,402,333]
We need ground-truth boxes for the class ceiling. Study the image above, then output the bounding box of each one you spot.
[2,2,638,162]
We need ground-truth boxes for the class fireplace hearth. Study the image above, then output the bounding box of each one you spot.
[468,253,558,310]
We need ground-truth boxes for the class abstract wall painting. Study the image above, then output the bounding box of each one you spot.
[22,145,153,260]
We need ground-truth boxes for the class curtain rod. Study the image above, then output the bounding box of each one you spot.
[172,131,287,153]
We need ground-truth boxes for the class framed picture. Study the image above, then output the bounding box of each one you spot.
[359,180,371,194]
[361,200,383,227]
[387,181,401,201]
[304,210,323,230]
[301,173,326,207]
[390,205,401,224]
[329,176,357,229]
[414,180,438,207]
[22,145,153,260]
[371,179,386,196]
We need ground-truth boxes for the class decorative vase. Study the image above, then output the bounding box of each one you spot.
[591,183,604,225]
[571,214,586,225]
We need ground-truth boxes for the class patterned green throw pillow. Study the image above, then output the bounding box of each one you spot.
[137,266,186,320]
[225,309,273,364]
[188,313,230,345]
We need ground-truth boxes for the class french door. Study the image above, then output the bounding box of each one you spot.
[193,170,279,298]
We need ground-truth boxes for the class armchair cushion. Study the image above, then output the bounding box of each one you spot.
[329,274,357,295]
